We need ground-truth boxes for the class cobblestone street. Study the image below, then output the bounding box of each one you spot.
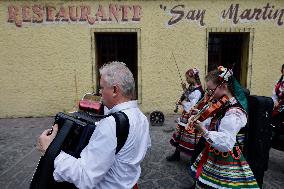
[0,115,283,189]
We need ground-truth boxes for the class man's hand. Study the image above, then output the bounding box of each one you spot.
[37,124,59,156]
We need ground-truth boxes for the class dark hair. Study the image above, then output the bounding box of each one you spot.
[278,64,284,83]
[195,74,202,85]
[205,69,234,93]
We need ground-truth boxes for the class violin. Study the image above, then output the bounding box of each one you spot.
[174,88,188,113]
[186,95,229,132]
[179,93,212,117]
[176,93,213,129]
[174,85,206,113]
[191,93,212,113]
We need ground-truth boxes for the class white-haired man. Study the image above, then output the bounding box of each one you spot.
[37,61,151,189]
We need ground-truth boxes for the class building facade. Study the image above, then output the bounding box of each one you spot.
[1,0,284,117]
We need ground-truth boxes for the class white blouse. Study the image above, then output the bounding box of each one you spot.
[182,89,202,113]
[203,98,247,152]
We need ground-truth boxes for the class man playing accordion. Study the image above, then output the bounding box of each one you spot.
[37,61,151,189]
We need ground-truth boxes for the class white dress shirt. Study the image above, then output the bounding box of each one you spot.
[103,106,110,115]
[202,97,247,152]
[53,100,151,189]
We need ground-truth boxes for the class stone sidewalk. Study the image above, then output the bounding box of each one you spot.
[0,115,283,189]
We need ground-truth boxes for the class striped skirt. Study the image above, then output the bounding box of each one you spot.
[170,124,201,156]
[190,145,259,189]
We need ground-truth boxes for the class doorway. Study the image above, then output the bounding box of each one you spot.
[208,33,250,87]
[95,32,138,98]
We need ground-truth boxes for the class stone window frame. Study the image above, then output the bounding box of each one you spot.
[205,27,255,89]
[90,28,142,104]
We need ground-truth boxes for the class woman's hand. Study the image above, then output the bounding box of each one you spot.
[193,120,205,132]
[189,108,199,115]
[176,99,182,105]
[187,115,208,135]
[181,82,186,90]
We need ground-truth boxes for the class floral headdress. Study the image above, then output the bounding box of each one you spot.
[218,66,233,82]
[217,66,248,112]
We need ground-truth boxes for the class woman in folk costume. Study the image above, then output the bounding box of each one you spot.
[272,64,284,106]
[271,64,284,122]
[167,68,204,161]
[188,66,259,189]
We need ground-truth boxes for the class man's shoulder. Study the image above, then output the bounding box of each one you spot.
[124,108,148,120]
[97,115,116,131]
[99,111,134,126]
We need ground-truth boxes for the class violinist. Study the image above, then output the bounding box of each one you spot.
[167,68,204,161]
[188,66,259,189]
[178,68,204,113]
[271,64,284,123]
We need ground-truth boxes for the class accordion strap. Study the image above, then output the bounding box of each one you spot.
[112,111,130,154]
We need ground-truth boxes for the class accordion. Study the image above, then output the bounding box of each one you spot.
[30,111,106,189]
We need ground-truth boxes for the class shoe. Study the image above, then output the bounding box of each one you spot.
[183,183,196,189]
[166,153,180,161]
[189,183,196,189]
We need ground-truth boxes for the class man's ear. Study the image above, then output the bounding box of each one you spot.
[113,85,119,97]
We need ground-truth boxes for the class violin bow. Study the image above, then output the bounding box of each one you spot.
[172,52,184,84]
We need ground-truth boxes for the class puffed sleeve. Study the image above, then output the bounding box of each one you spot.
[182,90,202,112]
[203,108,247,152]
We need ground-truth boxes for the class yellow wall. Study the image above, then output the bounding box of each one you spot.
[1,0,284,118]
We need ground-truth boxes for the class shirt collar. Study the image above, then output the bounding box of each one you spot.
[108,100,138,113]
[229,97,237,105]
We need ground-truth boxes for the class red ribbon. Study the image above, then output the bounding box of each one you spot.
[195,142,210,178]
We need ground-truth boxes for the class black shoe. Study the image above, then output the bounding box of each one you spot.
[182,182,196,189]
[166,153,180,161]
[189,183,196,189]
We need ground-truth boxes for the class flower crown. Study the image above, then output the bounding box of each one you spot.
[192,68,199,76]
[186,68,199,77]
[218,66,233,82]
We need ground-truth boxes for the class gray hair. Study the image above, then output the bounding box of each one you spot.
[99,61,136,99]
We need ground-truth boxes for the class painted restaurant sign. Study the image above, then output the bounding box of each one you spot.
[6,2,284,27]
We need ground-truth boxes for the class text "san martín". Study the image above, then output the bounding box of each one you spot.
[163,3,284,26]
